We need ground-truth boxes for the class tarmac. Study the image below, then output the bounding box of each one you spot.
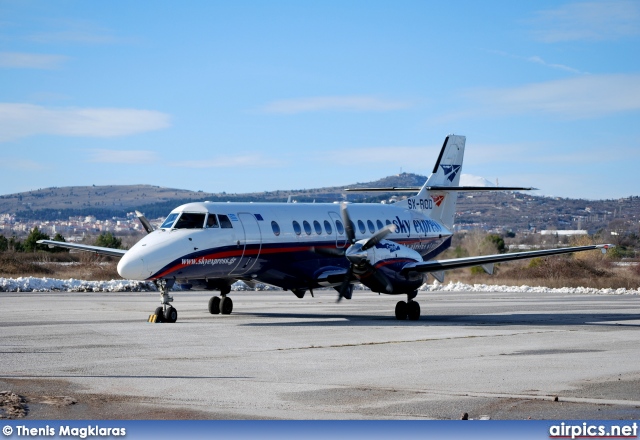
[1,288,640,420]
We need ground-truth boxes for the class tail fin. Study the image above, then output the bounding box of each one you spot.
[405,135,466,229]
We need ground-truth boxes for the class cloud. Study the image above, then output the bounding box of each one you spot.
[487,50,586,74]
[174,154,284,169]
[317,146,436,167]
[0,158,46,170]
[463,74,640,119]
[531,0,640,42]
[262,96,414,114]
[87,149,159,164]
[0,103,171,142]
[0,52,69,69]
[525,56,585,74]
[27,19,122,45]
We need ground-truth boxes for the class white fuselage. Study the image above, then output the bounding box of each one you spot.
[117,201,452,292]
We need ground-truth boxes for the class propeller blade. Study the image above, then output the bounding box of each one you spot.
[310,246,346,257]
[361,224,396,251]
[337,265,354,302]
[340,203,356,244]
[135,210,154,234]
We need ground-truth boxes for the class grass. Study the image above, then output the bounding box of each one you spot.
[445,256,640,290]
[0,252,119,280]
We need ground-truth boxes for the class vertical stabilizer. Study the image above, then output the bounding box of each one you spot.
[402,135,466,229]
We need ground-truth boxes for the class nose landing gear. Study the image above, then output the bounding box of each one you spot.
[150,279,178,323]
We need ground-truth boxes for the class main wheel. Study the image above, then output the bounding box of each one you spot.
[395,301,408,320]
[407,301,421,321]
[164,306,178,323]
[153,306,164,323]
[220,297,233,315]
[208,296,221,314]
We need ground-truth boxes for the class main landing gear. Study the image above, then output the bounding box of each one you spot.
[208,285,233,315]
[394,291,421,321]
[151,279,178,323]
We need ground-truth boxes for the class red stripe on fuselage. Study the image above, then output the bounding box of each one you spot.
[149,238,433,280]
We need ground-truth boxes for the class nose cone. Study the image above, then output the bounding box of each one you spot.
[117,252,147,280]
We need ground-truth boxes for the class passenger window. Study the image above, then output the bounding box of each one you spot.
[206,214,219,228]
[218,215,233,228]
[313,220,322,235]
[303,220,312,235]
[271,221,280,236]
[174,213,206,229]
[335,220,344,235]
[160,213,179,229]
[357,220,366,234]
[367,220,375,233]
[324,220,332,235]
[293,221,301,235]
[376,220,383,230]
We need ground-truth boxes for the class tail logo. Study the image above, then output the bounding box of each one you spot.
[440,164,461,182]
[431,195,445,207]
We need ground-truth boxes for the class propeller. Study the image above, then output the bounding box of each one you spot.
[333,203,395,301]
[136,210,154,234]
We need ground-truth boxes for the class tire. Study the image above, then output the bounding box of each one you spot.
[395,301,407,320]
[154,306,164,323]
[164,306,178,323]
[208,296,221,314]
[407,301,421,321]
[220,297,233,315]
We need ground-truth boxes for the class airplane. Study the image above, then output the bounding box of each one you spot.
[38,135,612,323]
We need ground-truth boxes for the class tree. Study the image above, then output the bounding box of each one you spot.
[23,227,50,252]
[9,236,24,252]
[0,234,7,252]
[50,233,69,253]
[94,232,122,249]
[486,234,506,253]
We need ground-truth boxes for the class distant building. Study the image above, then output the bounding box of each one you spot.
[540,230,588,236]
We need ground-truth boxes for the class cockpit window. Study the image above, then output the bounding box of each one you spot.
[174,213,206,229]
[160,213,179,229]
[218,214,233,228]
[206,214,219,228]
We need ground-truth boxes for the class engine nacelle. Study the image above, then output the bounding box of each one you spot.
[354,239,426,294]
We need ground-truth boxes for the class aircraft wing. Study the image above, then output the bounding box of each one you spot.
[401,244,612,275]
[36,240,127,258]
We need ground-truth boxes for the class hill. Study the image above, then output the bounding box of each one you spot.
[0,174,427,221]
[1,174,639,235]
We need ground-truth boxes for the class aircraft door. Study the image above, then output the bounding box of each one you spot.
[328,211,347,248]
[230,213,262,275]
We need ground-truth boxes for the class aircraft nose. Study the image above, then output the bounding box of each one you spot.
[117,254,147,280]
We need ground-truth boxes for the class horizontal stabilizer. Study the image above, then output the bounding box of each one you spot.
[36,239,127,258]
[345,186,536,192]
[345,187,423,193]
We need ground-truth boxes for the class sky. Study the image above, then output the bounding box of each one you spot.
[0,0,639,200]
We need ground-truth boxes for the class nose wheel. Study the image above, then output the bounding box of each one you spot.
[150,279,177,323]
